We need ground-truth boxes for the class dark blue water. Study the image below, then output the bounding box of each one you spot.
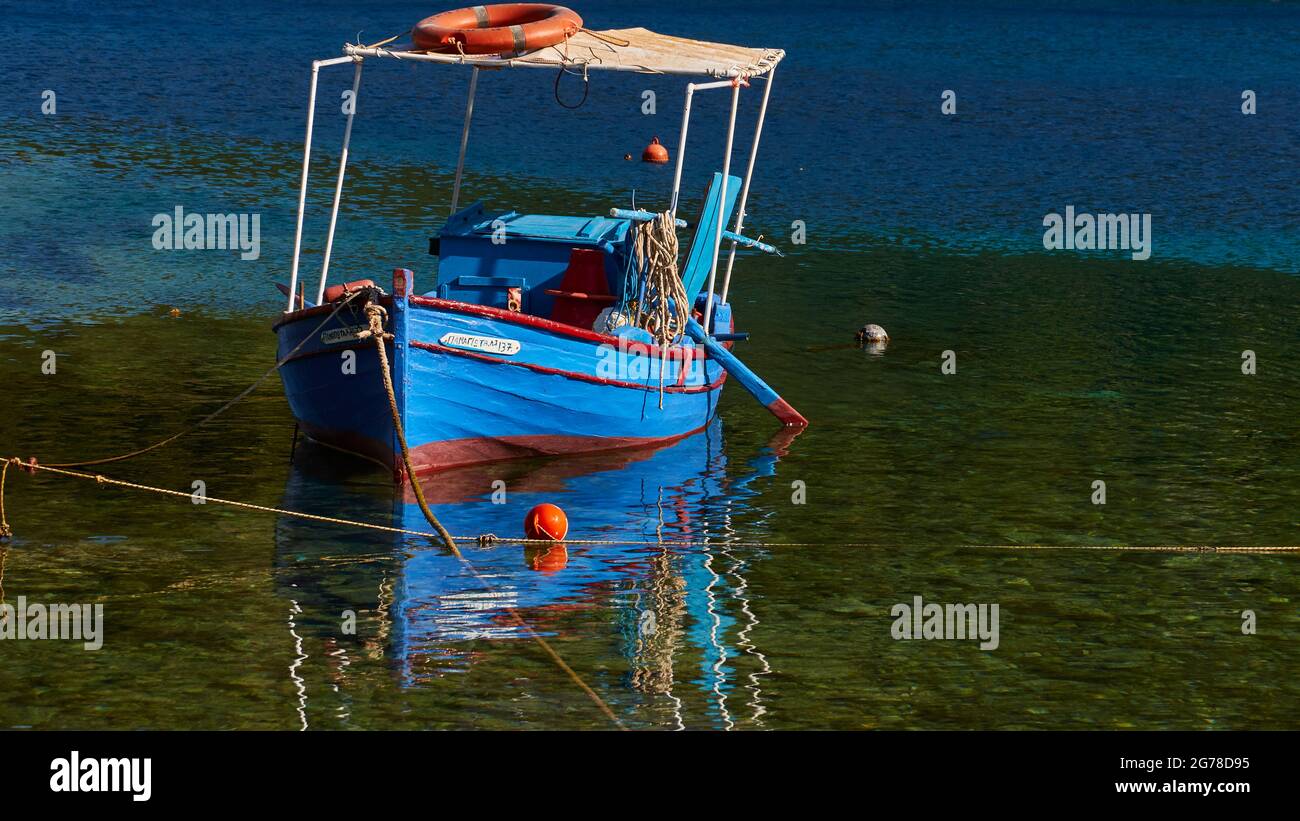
[3,0,1297,327]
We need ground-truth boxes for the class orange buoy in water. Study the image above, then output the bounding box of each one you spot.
[642,137,669,164]
[525,544,569,572]
[524,503,568,540]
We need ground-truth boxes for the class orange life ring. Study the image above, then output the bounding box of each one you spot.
[413,4,583,55]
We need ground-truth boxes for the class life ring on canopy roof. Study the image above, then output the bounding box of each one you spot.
[413,4,583,55]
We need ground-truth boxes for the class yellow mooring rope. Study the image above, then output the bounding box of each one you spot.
[361,303,458,554]
[3,460,1297,553]
[366,301,623,727]
[37,291,364,471]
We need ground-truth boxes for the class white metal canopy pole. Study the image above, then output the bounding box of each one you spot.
[669,84,696,218]
[719,66,775,307]
[287,57,351,312]
[316,58,364,305]
[702,81,741,332]
[669,78,732,219]
[450,67,480,214]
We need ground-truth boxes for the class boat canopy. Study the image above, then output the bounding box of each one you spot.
[345,27,784,78]
[289,23,785,316]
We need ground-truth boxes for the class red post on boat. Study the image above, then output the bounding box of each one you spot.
[393,268,413,297]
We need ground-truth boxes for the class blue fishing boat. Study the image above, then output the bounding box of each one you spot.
[273,10,802,481]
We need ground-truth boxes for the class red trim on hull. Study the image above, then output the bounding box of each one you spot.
[410,340,726,394]
[271,295,394,331]
[409,295,709,362]
[300,421,714,482]
[412,294,615,343]
[406,427,714,475]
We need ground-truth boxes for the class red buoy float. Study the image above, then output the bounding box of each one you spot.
[524,502,569,540]
[642,136,669,164]
[525,544,569,572]
[413,4,583,55]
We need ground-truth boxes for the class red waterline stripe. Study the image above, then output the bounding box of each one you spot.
[410,341,727,394]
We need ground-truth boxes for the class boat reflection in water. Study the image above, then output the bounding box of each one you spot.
[275,419,797,728]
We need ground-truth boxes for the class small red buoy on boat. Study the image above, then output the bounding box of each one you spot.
[524,503,569,540]
[642,136,669,164]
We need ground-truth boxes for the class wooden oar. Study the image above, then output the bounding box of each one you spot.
[684,318,807,427]
[274,282,314,309]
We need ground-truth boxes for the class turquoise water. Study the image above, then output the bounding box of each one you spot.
[0,0,1298,729]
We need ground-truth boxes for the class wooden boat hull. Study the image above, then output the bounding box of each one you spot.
[274,286,730,481]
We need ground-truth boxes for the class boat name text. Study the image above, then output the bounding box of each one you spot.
[439,333,521,356]
[320,325,370,345]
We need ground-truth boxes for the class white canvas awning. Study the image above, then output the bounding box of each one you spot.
[515,28,782,77]
[344,27,784,78]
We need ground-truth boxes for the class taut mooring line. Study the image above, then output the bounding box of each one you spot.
[4,460,1298,556]
[35,291,366,472]
[1,459,628,728]
[5,458,1294,730]
[365,301,624,727]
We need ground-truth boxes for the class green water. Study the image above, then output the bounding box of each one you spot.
[2,246,1297,730]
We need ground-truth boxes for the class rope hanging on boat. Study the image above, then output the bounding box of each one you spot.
[362,304,621,724]
[631,210,690,405]
[553,61,589,109]
[360,29,411,49]
[361,304,459,555]
[579,28,631,48]
[632,211,688,346]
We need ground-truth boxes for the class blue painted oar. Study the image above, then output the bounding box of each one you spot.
[685,318,807,427]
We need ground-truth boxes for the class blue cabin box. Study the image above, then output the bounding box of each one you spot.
[434,203,633,320]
